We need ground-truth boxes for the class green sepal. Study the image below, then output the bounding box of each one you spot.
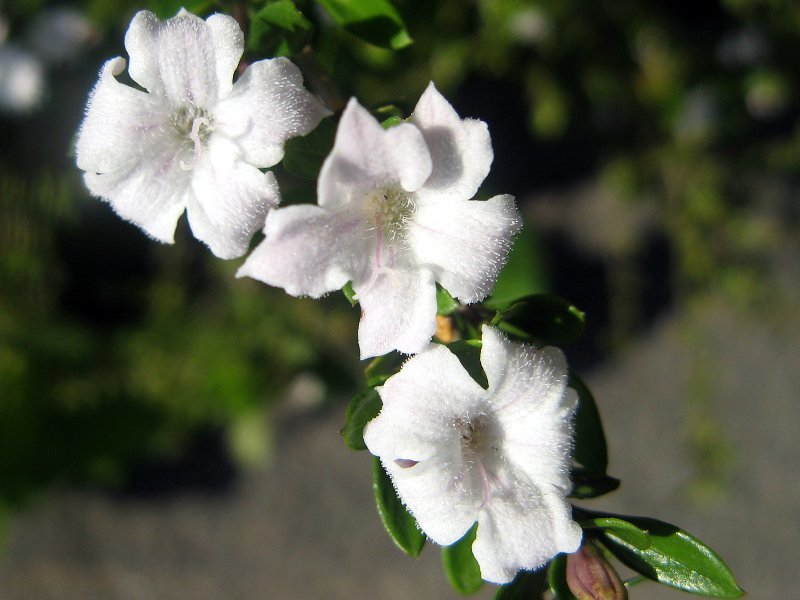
[436,285,460,315]
[364,352,405,387]
[342,281,358,306]
[441,523,483,594]
[594,513,744,598]
[548,554,578,600]
[494,568,548,599]
[340,387,382,451]
[381,115,404,129]
[282,116,337,180]
[249,0,312,57]
[568,468,620,499]
[315,0,412,49]
[446,340,488,389]
[372,456,426,556]
[494,294,585,347]
[569,371,608,476]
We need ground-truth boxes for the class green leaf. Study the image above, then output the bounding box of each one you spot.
[569,468,620,499]
[342,281,358,306]
[282,117,337,180]
[446,340,488,389]
[548,554,578,600]
[495,294,585,346]
[381,115,404,129]
[436,285,460,315]
[147,0,214,18]
[364,351,405,387]
[249,0,312,56]
[597,514,744,598]
[569,371,608,476]
[494,568,548,599]
[372,456,426,556]
[441,523,482,594]
[485,225,547,310]
[340,387,382,450]
[315,0,412,49]
[580,516,651,550]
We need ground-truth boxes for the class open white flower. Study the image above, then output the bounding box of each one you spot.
[363,325,583,583]
[238,83,521,358]
[75,9,329,259]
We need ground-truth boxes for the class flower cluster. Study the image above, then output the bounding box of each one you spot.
[76,8,579,588]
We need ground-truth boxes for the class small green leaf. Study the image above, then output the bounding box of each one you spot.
[495,294,585,346]
[372,457,426,556]
[340,387,382,450]
[494,568,548,599]
[548,554,578,600]
[485,225,547,310]
[249,0,312,57]
[569,468,620,499]
[437,285,460,315]
[569,371,608,476]
[147,0,213,18]
[597,514,744,598]
[381,115,404,129]
[364,351,405,387]
[446,340,488,389]
[442,523,482,594]
[282,117,337,180]
[342,281,358,306]
[315,0,412,49]
[580,516,651,550]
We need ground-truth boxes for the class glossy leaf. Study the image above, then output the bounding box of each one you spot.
[446,340,488,389]
[340,387,382,451]
[441,523,483,594]
[364,351,405,387]
[249,0,312,57]
[436,285,460,315]
[548,554,578,600]
[494,568,548,599]
[598,514,744,598]
[569,468,620,499]
[147,0,214,18]
[495,294,585,347]
[580,515,651,550]
[342,281,358,306]
[570,371,608,476]
[282,116,337,180]
[372,457,426,556]
[315,0,412,49]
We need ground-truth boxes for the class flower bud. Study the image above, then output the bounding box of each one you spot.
[566,540,628,600]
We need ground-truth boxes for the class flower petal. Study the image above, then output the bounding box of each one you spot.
[215,57,330,168]
[75,57,170,175]
[126,9,217,107]
[472,475,583,583]
[355,266,437,358]
[205,13,244,99]
[237,205,369,297]
[364,344,488,544]
[412,82,494,202]
[410,194,521,302]
[318,98,432,208]
[186,137,280,259]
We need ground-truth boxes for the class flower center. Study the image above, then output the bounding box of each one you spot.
[364,185,416,243]
[170,102,214,170]
[456,414,500,508]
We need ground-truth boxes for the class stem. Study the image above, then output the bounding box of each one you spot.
[624,575,648,588]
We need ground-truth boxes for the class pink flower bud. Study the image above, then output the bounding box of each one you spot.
[566,540,628,600]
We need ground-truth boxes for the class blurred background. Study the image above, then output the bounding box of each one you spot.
[0,0,798,597]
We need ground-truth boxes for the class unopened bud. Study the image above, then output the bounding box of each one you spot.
[566,540,628,600]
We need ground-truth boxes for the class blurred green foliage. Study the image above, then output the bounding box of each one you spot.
[1,0,799,533]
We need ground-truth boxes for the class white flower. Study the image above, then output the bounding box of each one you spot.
[238,83,521,358]
[363,325,583,583]
[75,9,329,259]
